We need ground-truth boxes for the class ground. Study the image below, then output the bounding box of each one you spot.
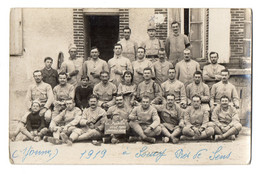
[9,127,251,165]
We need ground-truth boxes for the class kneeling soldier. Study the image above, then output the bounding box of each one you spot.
[129,96,161,143]
[153,94,184,144]
[181,95,214,140]
[45,99,82,145]
[212,95,242,141]
[68,95,107,145]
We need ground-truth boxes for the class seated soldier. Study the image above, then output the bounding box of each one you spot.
[52,72,75,118]
[181,95,214,140]
[152,94,184,144]
[136,67,163,105]
[10,100,48,142]
[161,68,187,109]
[44,99,82,145]
[66,95,107,145]
[186,71,210,111]
[106,94,132,144]
[211,95,242,141]
[128,96,161,143]
[75,75,93,110]
[93,71,117,111]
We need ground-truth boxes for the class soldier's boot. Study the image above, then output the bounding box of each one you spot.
[60,133,73,146]
[143,137,156,144]
[222,127,238,139]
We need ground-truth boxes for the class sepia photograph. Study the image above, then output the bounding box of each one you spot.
[9,7,252,165]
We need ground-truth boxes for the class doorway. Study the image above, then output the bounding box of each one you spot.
[84,15,119,62]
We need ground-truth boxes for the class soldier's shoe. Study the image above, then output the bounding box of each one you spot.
[143,137,156,144]
[214,135,225,141]
[46,137,63,145]
[227,135,236,141]
[33,136,41,142]
[180,135,195,141]
[60,133,72,146]
[102,137,111,144]
[43,136,49,142]
[92,140,101,146]
[22,136,30,141]
[111,137,120,144]
[9,133,16,142]
[128,136,141,143]
[171,137,179,144]
[162,137,169,143]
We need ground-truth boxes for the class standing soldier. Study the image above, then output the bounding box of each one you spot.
[141,23,164,62]
[82,46,109,88]
[161,68,187,109]
[129,96,161,143]
[211,95,242,141]
[132,47,154,85]
[186,71,210,111]
[93,71,117,111]
[175,48,200,87]
[52,72,75,118]
[152,94,184,144]
[152,48,174,84]
[181,95,214,140]
[60,43,84,87]
[165,21,190,66]
[210,69,240,111]
[118,26,138,62]
[108,43,133,87]
[203,52,225,88]
[41,57,59,89]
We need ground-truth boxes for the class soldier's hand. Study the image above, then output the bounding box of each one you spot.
[144,126,152,134]
[39,108,47,117]
[222,126,230,133]
[179,122,185,128]
[69,70,79,77]
[89,123,95,129]
[193,127,200,136]
[180,103,187,109]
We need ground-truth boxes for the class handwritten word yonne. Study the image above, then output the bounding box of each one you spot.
[11,146,59,162]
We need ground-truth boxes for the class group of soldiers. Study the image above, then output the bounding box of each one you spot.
[10,22,242,145]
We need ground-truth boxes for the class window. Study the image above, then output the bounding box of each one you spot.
[243,9,252,58]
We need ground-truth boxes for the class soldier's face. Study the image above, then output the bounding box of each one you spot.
[69,48,77,59]
[33,72,43,83]
[220,98,229,108]
[45,60,53,69]
[184,50,191,61]
[158,50,166,60]
[89,98,97,109]
[221,72,229,82]
[147,29,156,37]
[192,97,201,109]
[123,29,131,40]
[171,23,179,34]
[59,74,67,85]
[90,49,100,59]
[194,74,202,84]
[210,53,219,64]
[167,96,175,107]
[124,74,132,83]
[137,49,145,59]
[100,73,109,83]
[31,103,41,113]
[143,70,152,80]
[168,69,176,80]
[141,98,150,109]
[116,96,124,107]
[114,46,122,55]
[65,100,74,111]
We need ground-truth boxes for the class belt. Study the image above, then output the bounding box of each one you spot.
[146,55,159,58]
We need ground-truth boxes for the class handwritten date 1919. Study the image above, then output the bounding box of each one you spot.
[80,149,107,160]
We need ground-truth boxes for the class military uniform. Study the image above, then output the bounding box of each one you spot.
[175,59,201,87]
[41,68,59,89]
[117,83,137,109]
[210,81,239,107]
[161,79,186,105]
[129,105,161,137]
[141,38,163,62]
[118,38,138,62]
[108,55,133,87]
[132,58,154,85]
[93,81,117,108]
[152,60,173,84]
[82,58,109,87]
[203,64,225,88]
[165,33,190,66]
[186,82,210,111]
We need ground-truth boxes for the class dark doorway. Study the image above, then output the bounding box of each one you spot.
[84,15,119,62]
[184,8,189,36]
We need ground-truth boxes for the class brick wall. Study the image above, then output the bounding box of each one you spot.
[229,8,246,68]
[119,9,129,39]
[205,8,209,61]
[155,8,168,42]
[73,8,85,59]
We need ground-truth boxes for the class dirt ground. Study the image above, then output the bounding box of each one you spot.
[9,127,251,165]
